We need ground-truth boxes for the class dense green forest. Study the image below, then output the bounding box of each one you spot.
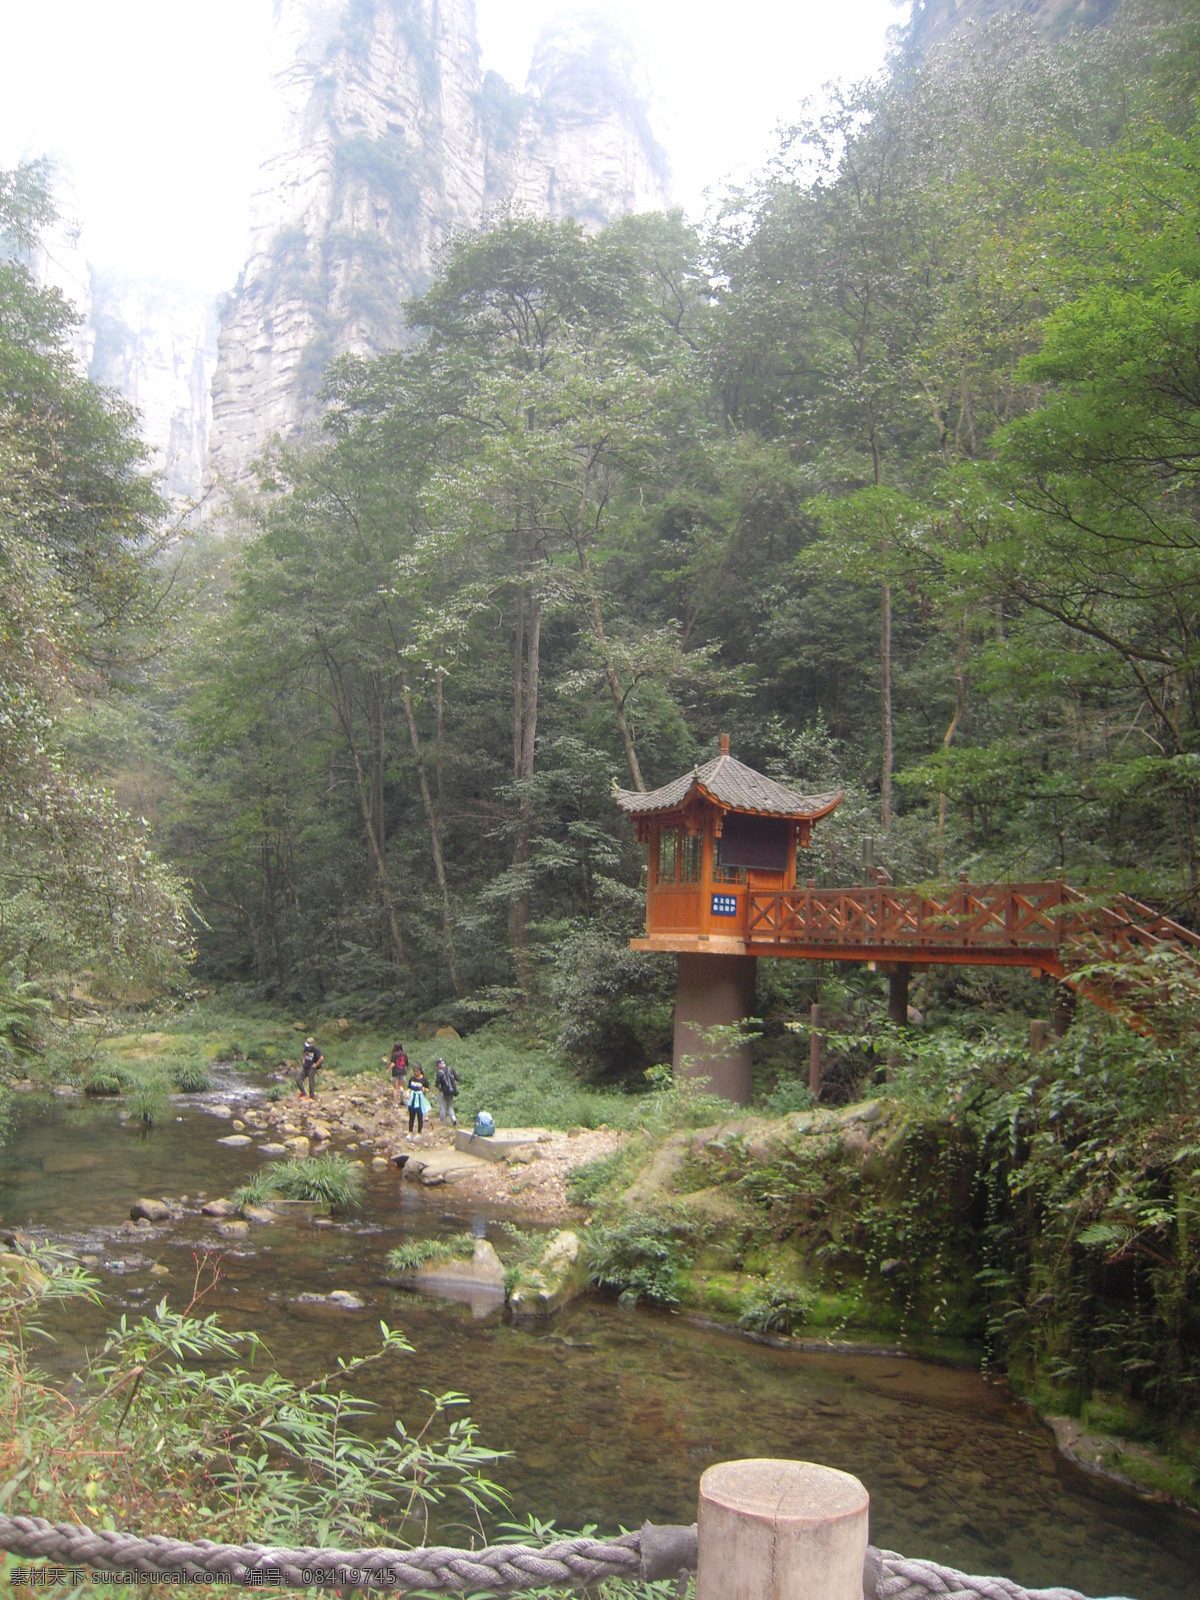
[3,0,1200,1507]
[139,4,1200,1050]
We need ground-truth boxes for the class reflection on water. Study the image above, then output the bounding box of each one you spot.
[1,1086,1197,1600]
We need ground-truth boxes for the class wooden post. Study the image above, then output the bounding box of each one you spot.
[1053,982,1076,1038]
[886,963,910,1078]
[696,1458,869,1600]
[808,1003,822,1099]
[1030,1018,1050,1056]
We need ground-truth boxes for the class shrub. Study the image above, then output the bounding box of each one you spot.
[737,1281,815,1336]
[582,1216,687,1309]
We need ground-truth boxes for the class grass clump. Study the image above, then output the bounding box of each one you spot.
[170,1058,213,1093]
[387,1234,477,1275]
[126,1070,170,1128]
[231,1153,365,1214]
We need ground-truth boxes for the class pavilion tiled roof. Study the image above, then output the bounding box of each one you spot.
[615,750,842,821]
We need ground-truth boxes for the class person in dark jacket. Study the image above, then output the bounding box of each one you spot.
[434,1057,459,1127]
[387,1043,408,1107]
[299,1036,323,1099]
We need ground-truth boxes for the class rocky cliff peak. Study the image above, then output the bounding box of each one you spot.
[206,0,672,496]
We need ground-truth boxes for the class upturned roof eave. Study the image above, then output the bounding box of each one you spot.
[614,768,844,823]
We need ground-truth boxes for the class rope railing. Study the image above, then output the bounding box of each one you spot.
[0,1511,1132,1600]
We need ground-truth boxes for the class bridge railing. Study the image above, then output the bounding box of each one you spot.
[746,878,1200,964]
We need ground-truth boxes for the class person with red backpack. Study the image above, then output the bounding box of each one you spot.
[387,1043,408,1108]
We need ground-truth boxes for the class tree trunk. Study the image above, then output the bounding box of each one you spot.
[401,680,463,996]
[323,655,408,973]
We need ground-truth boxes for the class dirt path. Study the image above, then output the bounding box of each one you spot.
[244,1073,626,1223]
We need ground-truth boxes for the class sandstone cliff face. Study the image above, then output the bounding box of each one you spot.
[88,275,220,504]
[207,0,672,493]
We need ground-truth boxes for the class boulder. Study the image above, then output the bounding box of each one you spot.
[309,1121,332,1142]
[130,1198,171,1223]
[241,1205,279,1225]
[284,1136,310,1155]
[257,1143,289,1156]
[434,1026,461,1040]
[216,1134,253,1147]
[215,1219,249,1238]
[201,1199,231,1217]
[206,1104,234,1120]
[390,1239,505,1319]
[509,1230,586,1324]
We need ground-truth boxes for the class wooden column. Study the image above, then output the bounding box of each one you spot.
[696,1458,869,1600]
[885,963,910,1078]
[808,1003,823,1100]
[1030,1018,1050,1056]
[1053,982,1076,1038]
[674,953,757,1104]
[887,963,910,1028]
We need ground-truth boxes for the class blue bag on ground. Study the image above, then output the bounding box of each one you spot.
[473,1110,495,1138]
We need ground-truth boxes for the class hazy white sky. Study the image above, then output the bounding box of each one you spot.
[0,0,907,294]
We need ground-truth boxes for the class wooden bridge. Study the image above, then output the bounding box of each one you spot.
[734,873,1200,978]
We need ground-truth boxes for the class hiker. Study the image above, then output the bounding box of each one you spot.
[299,1036,323,1099]
[434,1056,459,1127]
[406,1061,430,1138]
[386,1042,408,1107]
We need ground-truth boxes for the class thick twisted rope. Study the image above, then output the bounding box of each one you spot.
[865,1548,1132,1600]
[0,1515,1134,1599]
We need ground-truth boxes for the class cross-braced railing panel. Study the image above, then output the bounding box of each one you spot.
[746,881,1198,975]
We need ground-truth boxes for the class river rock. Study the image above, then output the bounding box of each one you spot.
[284,1135,310,1155]
[201,1199,231,1217]
[150,1263,171,1277]
[509,1230,585,1325]
[43,1152,104,1174]
[371,1156,389,1170]
[328,1289,363,1307]
[241,1205,278,1225]
[309,1121,332,1142]
[232,1119,246,1130]
[131,1198,172,1223]
[257,1143,289,1156]
[217,1134,253,1147]
[206,1104,234,1120]
[51,1085,82,1099]
[389,1240,504,1319]
[216,1219,250,1238]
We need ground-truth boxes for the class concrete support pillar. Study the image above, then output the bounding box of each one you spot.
[696,1458,869,1600]
[674,953,757,1104]
[1030,1018,1050,1056]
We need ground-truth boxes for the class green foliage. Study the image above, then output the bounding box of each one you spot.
[737,1280,815,1336]
[0,1249,509,1553]
[170,1058,213,1093]
[582,1216,688,1308]
[248,1153,366,1212]
[387,1233,477,1275]
[566,1147,635,1208]
[127,1070,170,1129]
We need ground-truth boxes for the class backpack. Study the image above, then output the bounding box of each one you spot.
[473,1110,495,1138]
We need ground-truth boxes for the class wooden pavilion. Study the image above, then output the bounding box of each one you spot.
[614,735,842,1103]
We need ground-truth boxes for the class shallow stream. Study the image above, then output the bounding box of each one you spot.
[1,1071,1196,1600]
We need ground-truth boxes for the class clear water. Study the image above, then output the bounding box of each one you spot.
[1,1077,1197,1600]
